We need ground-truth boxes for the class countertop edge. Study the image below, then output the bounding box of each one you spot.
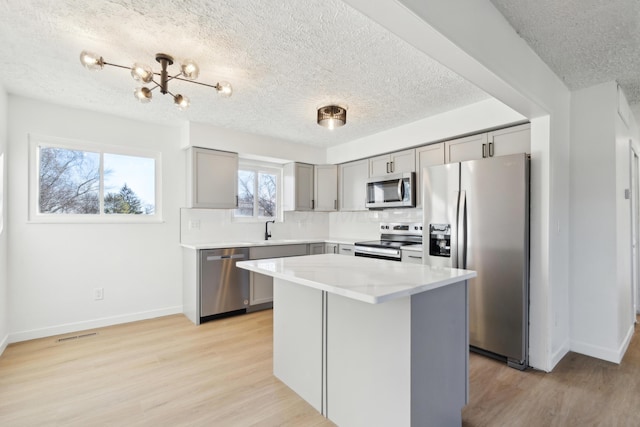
[237,256,476,304]
[180,237,366,250]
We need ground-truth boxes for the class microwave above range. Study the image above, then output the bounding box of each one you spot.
[365,172,416,209]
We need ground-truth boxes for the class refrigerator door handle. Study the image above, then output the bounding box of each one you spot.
[457,190,467,268]
[452,191,460,268]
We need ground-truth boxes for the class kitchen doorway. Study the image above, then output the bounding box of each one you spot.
[630,143,639,318]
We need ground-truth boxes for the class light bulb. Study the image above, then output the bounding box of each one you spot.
[133,87,152,103]
[79,50,104,70]
[131,63,153,83]
[328,119,335,130]
[181,59,200,80]
[216,81,233,97]
[174,94,190,110]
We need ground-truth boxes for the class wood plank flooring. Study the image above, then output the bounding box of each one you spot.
[1,310,639,426]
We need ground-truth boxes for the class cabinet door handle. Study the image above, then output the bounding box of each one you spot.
[386,162,390,173]
[235,195,238,207]
[408,255,422,259]
[311,199,315,210]
[334,199,337,210]
[390,161,394,173]
[482,143,487,158]
[489,142,494,157]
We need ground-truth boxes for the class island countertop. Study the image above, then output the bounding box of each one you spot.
[237,253,476,304]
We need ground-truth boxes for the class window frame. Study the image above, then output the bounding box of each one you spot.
[28,134,162,223]
[233,159,282,223]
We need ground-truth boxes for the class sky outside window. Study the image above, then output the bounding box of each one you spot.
[103,153,155,212]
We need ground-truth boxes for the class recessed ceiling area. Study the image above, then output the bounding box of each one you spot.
[489,0,640,103]
[0,0,490,147]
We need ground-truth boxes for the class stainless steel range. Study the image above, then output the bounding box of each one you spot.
[355,222,423,261]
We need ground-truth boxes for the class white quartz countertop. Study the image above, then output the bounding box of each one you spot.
[180,237,361,250]
[237,254,475,304]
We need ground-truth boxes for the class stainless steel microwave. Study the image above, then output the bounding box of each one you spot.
[365,172,416,209]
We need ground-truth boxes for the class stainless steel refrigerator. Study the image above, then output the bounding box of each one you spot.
[423,153,529,369]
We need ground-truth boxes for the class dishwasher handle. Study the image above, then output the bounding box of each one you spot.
[206,254,247,261]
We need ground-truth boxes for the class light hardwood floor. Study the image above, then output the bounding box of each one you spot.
[1,310,638,426]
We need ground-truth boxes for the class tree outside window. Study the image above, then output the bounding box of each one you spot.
[235,164,280,220]
[32,138,159,221]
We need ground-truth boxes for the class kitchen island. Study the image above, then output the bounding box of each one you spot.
[237,254,476,427]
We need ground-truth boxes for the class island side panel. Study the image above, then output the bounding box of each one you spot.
[273,278,323,412]
[326,294,412,427]
[411,280,468,427]
[182,247,199,325]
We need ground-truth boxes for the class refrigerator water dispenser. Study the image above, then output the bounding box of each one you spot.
[429,224,451,257]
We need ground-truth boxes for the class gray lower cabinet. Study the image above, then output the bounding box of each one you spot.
[338,244,355,256]
[248,244,309,310]
[401,250,424,264]
[309,243,325,255]
[325,243,339,254]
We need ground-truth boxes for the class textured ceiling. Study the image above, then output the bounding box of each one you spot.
[3,1,636,149]
[0,0,489,147]
[490,0,640,103]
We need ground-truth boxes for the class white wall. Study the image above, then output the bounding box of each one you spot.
[570,82,637,362]
[186,121,326,165]
[0,86,8,354]
[345,0,571,372]
[180,210,331,245]
[327,98,525,164]
[7,96,185,342]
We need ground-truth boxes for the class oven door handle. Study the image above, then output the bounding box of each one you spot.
[354,246,401,258]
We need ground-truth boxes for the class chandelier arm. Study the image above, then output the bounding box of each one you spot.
[103,61,133,71]
[171,75,221,89]
[101,62,219,89]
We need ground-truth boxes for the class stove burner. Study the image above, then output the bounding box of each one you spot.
[354,222,423,261]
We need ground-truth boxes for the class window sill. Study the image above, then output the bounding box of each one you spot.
[27,215,164,224]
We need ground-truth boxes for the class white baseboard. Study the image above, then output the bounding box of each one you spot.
[570,323,635,364]
[0,333,8,357]
[8,306,183,344]
[550,338,570,370]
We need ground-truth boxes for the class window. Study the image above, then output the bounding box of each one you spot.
[234,161,281,221]
[29,135,161,222]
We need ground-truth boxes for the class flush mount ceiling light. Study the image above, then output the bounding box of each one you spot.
[317,105,347,130]
[79,51,232,110]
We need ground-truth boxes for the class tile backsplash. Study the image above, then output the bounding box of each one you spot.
[180,208,422,244]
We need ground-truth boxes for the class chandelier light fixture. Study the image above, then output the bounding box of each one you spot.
[317,105,347,129]
[79,50,232,110]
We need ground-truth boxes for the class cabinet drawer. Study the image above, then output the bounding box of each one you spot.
[250,244,309,260]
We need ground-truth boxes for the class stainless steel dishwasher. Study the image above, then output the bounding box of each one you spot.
[200,247,250,320]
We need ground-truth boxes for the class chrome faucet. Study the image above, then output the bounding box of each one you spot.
[265,220,275,240]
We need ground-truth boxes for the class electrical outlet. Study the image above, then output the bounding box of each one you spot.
[189,220,200,230]
[94,287,104,300]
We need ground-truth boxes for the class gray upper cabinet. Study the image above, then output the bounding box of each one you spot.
[444,133,488,163]
[415,143,445,207]
[369,149,415,176]
[339,159,368,211]
[486,123,531,158]
[284,162,314,211]
[186,147,238,209]
[445,123,531,163]
[314,165,338,211]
